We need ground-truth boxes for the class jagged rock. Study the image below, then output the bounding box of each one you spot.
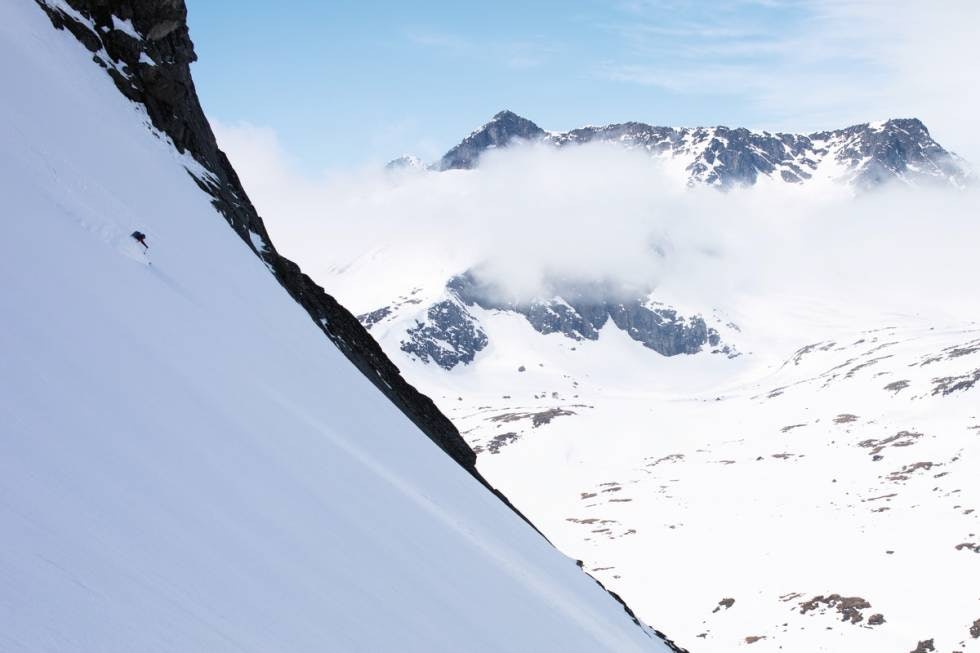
[447,271,720,358]
[33,0,476,477]
[400,300,488,369]
[909,638,935,653]
[432,110,971,189]
[146,19,180,40]
[358,306,392,330]
[439,110,546,170]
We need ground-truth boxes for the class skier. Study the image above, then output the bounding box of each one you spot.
[131,230,148,249]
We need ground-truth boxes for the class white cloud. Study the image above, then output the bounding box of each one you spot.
[602,0,980,162]
[406,29,559,70]
[215,124,980,324]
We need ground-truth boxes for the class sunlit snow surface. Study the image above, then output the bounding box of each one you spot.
[361,295,980,652]
[0,4,673,652]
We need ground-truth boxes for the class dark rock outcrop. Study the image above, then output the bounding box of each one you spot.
[449,271,724,358]
[909,638,935,653]
[400,299,488,368]
[33,0,475,478]
[386,271,727,370]
[439,109,546,170]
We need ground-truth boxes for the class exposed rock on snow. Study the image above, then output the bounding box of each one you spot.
[432,110,971,189]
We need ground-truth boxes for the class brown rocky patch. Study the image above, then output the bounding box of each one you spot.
[884,380,910,393]
[945,339,980,359]
[712,597,735,613]
[483,432,519,454]
[863,492,897,502]
[799,594,872,624]
[488,407,576,428]
[909,639,935,653]
[858,430,921,456]
[887,461,939,482]
[835,413,859,424]
[932,369,980,396]
[846,355,893,378]
[646,453,684,467]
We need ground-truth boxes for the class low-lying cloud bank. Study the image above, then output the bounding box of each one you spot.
[215,123,980,323]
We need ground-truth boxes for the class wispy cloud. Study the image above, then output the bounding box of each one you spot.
[406,29,559,70]
[216,124,980,321]
[595,0,980,158]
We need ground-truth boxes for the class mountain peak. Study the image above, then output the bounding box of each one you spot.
[432,113,969,189]
[880,117,927,132]
[439,110,545,170]
[385,154,426,171]
[491,109,521,120]
[488,109,536,125]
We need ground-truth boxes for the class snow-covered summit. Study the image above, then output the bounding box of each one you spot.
[385,154,427,171]
[432,111,971,189]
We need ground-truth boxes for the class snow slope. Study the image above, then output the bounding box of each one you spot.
[356,285,980,652]
[0,3,675,651]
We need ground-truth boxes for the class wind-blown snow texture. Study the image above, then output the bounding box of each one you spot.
[0,3,679,651]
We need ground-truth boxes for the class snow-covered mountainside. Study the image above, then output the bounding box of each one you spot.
[397,110,972,189]
[306,110,980,652]
[0,2,684,651]
[349,276,980,652]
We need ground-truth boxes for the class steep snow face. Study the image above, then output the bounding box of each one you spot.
[0,4,677,652]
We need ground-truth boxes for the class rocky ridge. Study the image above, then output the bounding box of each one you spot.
[365,271,732,371]
[428,110,971,189]
[34,0,476,474]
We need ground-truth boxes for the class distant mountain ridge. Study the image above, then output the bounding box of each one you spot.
[400,110,971,189]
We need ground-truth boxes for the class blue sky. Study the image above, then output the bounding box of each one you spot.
[187,1,978,173]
